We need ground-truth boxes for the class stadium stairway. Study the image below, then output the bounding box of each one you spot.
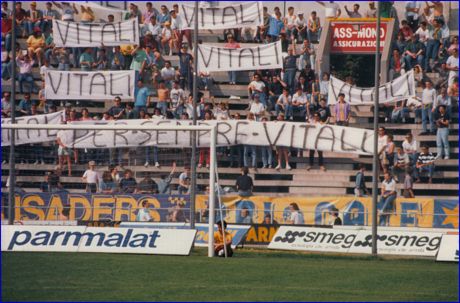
[2,36,459,198]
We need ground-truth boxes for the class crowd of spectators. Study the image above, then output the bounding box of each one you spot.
[1,1,458,197]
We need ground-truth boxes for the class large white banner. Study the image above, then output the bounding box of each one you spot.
[45,70,135,100]
[1,225,196,256]
[52,19,139,47]
[1,111,64,146]
[436,234,459,262]
[54,119,374,155]
[180,1,262,30]
[269,226,443,257]
[328,71,416,105]
[198,41,283,73]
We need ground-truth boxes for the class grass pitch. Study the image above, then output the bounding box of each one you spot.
[2,249,458,302]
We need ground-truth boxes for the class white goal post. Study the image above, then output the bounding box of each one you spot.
[2,123,218,257]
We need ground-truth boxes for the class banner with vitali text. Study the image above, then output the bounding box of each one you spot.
[179,1,262,30]
[1,225,196,255]
[1,111,64,146]
[195,196,458,229]
[52,19,139,47]
[55,119,374,155]
[328,71,415,105]
[197,41,283,73]
[45,70,135,100]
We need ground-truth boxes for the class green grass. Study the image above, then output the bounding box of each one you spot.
[2,249,458,302]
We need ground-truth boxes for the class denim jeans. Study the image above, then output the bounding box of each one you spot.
[391,108,409,123]
[2,61,12,80]
[307,28,322,42]
[156,102,168,116]
[18,73,36,94]
[378,194,396,226]
[421,107,435,133]
[243,145,257,168]
[404,54,424,70]
[436,128,449,159]
[283,69,297,94]
[260,146,273,167]
[425,39,440,71]
[228,71,237,83]
[414,164,434,179]
[145,146,159,164]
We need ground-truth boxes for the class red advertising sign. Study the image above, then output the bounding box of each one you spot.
[330,22,387,54]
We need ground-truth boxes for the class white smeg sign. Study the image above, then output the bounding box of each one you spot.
[436,234,459,262]
[1,225,196,256]
[269,226,443,257]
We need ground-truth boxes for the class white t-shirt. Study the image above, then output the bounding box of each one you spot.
[285,14,296,27]
[249,80,265,92]
[402,139,418,153]
[325,2,340,18]
[83,170,98,184]
[290,211,304,224]
[421,88,436,105]
[277,94,292,105]
[415,28,429,43]
[292,93,308,105]
[162,27,172,39]
[378,135,388,153]
[136,208,152,222]
[295,17,307,27]
[170,88,186,107]
[147,23,162,36]
[250,102,265,115]
[446,55,459,70]
[161,67,176,80]
[382,179,396,192]
[171,15,183,30]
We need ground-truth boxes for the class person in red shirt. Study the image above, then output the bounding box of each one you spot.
[1,13,13,52]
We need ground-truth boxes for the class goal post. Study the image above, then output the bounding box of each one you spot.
[2,122,218,257]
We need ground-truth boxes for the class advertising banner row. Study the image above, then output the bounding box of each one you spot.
[2,193,458,229]
[269,226,458,258]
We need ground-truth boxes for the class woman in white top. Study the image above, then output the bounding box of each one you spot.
[284,6,297,38]
[82,160,99,193]
[378,172,397,226]
[287,203,304,225]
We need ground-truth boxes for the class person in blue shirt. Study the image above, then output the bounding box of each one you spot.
[18,92,33,116]
[134,80,150,112]
[178,45,193,91]
[156,5,171,26]
[267,11,284,41]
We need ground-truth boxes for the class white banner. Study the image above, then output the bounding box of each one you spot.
[1,111,64,146]
[45,70,135,100]
[180,1,262,30]
[55,119,374,155]
[328,71,416,105]
[1,225,196,256]
[52,19,139,47]
[198,41,283,73]
[436,234,459,262]
[268,226,357,253]
[269,226,443,257]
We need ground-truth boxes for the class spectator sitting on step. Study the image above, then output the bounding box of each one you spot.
[1,91,11,118]
[378,172,397,226]
[136,172,158,194]
[402,132,418,170]
[82,160,99,193]
[404,34,424,71]
[99,171,117,194]
[391,100,409,123]
[236,167,253,197]
[107,97,125,120]
[119,169,137,193]
[414,145,435,183]
[392,145,410,182]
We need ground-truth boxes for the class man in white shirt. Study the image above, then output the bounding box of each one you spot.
[291,87,308,120]
[136,200,153,222]
[146,16,162,46]
[402,133,418,168]
[249,95,265,121]
[248,74,267,106]
[82,160,99,193]
[318,1,341,18]
[160,60,176,88]
[170,81,186,114]
[378,172,397,226]
[446,48,459,86]
[421,81,436,134]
